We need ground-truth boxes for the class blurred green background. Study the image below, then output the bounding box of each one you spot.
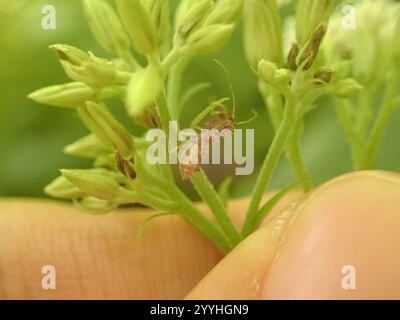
[1,0,399,199]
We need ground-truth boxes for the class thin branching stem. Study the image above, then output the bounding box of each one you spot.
[168,57,190,119]
[361,72,399,169]
[242,91,297,237]
[260,84,312,191]
[191,170,242,247]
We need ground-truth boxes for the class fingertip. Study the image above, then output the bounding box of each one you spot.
[261,170,400,299]
[186,204,298,299]
[188,170,400,300]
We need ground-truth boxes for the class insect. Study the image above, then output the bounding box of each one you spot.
[178,60,257,180]
[179,152,200,180]
[190,60,257,133]
[115,151,136,180]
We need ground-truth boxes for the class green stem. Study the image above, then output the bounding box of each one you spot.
[191,170,242,247]
[153,86,233,252]
[167,57,190,119]
[168,187,233,253]
[138,183,178,211]
[178,197,232,253]
[162,47,182,72]
[259,81,283,130]
[335,99,364,168]
[156,93,172,132]
[360,72,399,169]
[155,94,175,182]
[147,48,238,252]
[260,83,312,191]
[242,92,296,237]
[354,89,373,148]
[286,124,313,192]
[135,160,231,253]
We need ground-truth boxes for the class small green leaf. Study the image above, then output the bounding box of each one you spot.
[217,176,233,208]
[190,97,230,128]
[74,197,117,214]
[179,82,211,112]
[253,182,301,229]
[136,212,175,239]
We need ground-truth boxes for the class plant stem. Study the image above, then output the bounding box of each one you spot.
[155,94,175,181]
[135,160,232,252]
[156,93,172,133]
[178,199,232,253]
[259,82,283,130]
[260,84,312,191]
[162,47,182,72]
[168,57,190,119]
[242,92,296,237]
[354,89,373,150]
[169,185,233,253]
[335,99,364,168]
[360,72,399,169]
[191,170,242,247]
[286,123,313,192]
[154,85,234,252]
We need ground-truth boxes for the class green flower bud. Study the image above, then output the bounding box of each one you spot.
[274,68,291,86]
[296,0,332,45]
[204,0,243,25]
[258,59,278,84]
[140,105,161,128]
[259,60,292,89]
[314,68,334,83]
[287,42,300,70]
[182,24,234,56]
[116,0,158,55]
[333,78,363,99]
[61,169,123,201]
[142,0,170,47]
[175,0,213,38]
[50,44,89,65]
[50,45,129,88]
[75,196,117,214]
[28,82,96,108]
[174,0,196,27]
[78,102,134,158]
[74,61,118,88]
[64,134,110,159]
[44,175,86,200]
[83,0,131,56]
[243,0,283,67]
[126,65,163,118]
[297,23,327,70]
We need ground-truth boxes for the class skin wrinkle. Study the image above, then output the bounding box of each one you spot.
[0,200,223,299]
[256,198,304,298]
[185,193,305,299]
[261,170,400,299]
[258,172,364,295]
[264,170,400,269]
[187,170,400,299]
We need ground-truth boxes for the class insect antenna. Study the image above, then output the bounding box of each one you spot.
[236,109,258,126]
[213,59,257,126]
[213,59,237,116]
